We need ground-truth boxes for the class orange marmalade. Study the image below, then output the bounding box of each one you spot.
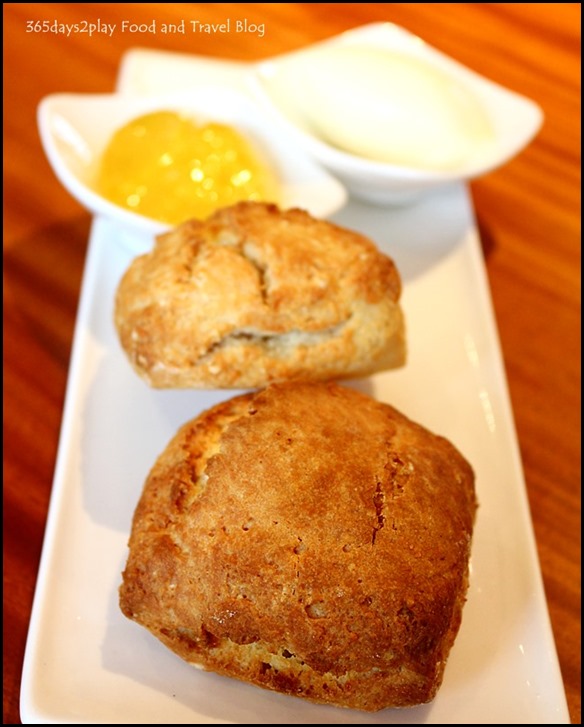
[95,111,280,224]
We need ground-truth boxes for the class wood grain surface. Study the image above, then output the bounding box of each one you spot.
[3,3,580,723]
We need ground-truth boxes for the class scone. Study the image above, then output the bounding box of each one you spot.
[119,381,477,711]
[114,201,405,388]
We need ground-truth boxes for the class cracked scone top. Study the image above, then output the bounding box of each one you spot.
[119,381,477,711]
[114,201,405,388]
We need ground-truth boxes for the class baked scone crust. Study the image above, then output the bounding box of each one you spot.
[114,202,405,388]
[120,381,477,711]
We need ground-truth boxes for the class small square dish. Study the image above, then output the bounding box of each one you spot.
[37,87,348,251]
[248,22,544,204]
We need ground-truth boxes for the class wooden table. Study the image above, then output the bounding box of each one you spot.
[3,3,580,723]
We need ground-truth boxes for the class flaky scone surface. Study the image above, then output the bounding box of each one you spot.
[120,381,477,711]
[114,201,405,388]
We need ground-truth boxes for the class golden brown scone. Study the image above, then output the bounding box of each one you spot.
[114,201,405,388]
[120,381,477,711]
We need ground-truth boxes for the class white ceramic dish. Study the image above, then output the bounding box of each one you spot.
[248,23,544,204]
[37,87,347,248]
[20,47,569,724]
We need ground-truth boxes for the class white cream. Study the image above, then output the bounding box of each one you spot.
[274,45,495,171]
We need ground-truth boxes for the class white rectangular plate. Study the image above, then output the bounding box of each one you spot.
[20,48,569,724]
